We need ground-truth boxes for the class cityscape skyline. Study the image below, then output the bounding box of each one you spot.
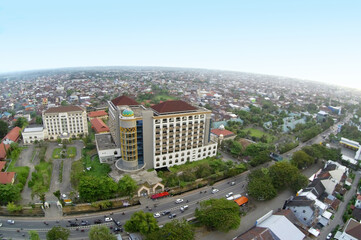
[0,1,360,90]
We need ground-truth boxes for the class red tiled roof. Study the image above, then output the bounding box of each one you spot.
[3,127,21,143]
[211,129,235,137]
[111,96,139,106]
[90,118,110,133]
[0,172,15,184]
[0,161,6,171]
[0,143,10,160]
[88,110,108,118]
[151,100,197,114]
[44,106,84,114]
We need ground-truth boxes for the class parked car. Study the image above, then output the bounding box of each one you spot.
[175,199,184,204]
[225,192,233,198]
[168,213,177,219]
[211,189,219,194]
[153,213,161,218]
[7,220,15,224]
[104,217,113,222]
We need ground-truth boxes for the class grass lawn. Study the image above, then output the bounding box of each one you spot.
[52,148,62,159]
[153,94,177,101]
[242,127,274,142]
[83,155,111,178]
[67,147,77,158]
[28,161,53,193]
[169,157,217,173]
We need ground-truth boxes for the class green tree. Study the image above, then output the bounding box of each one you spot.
[247,169,277,200]
[269,161,299,190]
[0,119,9,138]
[118,175,138,198]
[35,116,43,124]
[29,230,41,240]
[6,202,22,212]
[14,117,28,128]
[46,226,70,240]
[0,184,21,205]
[124,211,159,236]
[61,100,69,106]
[290,174,309,192]
[195,198,240,232]
[147,220,195,240]
[79,175,118,202]
[89,225,116,240]
[291,150,315,169]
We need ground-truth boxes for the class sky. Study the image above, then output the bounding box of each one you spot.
[0,1,360,89]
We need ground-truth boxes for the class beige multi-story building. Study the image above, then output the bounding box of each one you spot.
[43,106,88,140]
[105,96,217,172]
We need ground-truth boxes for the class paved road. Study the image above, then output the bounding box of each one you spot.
[0,170,250,239]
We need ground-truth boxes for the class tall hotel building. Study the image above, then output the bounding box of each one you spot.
[107,96,217,171]
[43,106,88,139]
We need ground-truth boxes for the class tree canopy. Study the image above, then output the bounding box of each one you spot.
[118,174,138,198]
[291,150,314,169]
[29,230,41,240]
[0,184,21,205]
[89,225,116,240]
[247,169,277,200]
[14,117,28,128]
[147,220,195,240]
[195,198,240,232]
[124,211,159,236]
[46,226,70,240]
[79,175,118,202]
[0,120,8,138]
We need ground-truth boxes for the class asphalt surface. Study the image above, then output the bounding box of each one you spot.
[0,171,249,240]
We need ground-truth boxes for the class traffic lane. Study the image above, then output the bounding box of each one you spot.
[0,172,249,232]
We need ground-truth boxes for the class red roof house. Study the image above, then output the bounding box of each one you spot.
[0,161,6,171]
[91,118,110,134]
[111,96,139,106]
[211,129,235,137]
[0,142,10,160]
[2,126,21,145]
[0,172,15,184]
[88,110,108,120]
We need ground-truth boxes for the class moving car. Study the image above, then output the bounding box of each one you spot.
[153,213,161,218]
[94,219,102,224]
[168,213,177,219]
[175,199,184,204]
[226,192,233,198]
[180,205,189,212]
[7,220,15,224]
[162,210,171,216]
[211,188,219,194]
[104,217,113,222]
[231,181,236,186]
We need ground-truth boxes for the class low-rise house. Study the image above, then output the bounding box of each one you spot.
[91,118,110,134]
[355,195,361,209]
[88,110,108,120]
[0,161,6,171]
[285,196,318,227]
[335,218,361,240]
[0,172,16,184]
[210,125,236,142]
[2,126,21,145]
[0,142,10,160]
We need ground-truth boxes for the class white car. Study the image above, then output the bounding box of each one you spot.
[180,205,189,212]
[211,189,219,194]
[326,233,332,240]
[0,222,2,227]
[104,217,113,222]
[175,199,184,204]
[153,213,161,218]
[7,220,15,224]
[226,192,233,198]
